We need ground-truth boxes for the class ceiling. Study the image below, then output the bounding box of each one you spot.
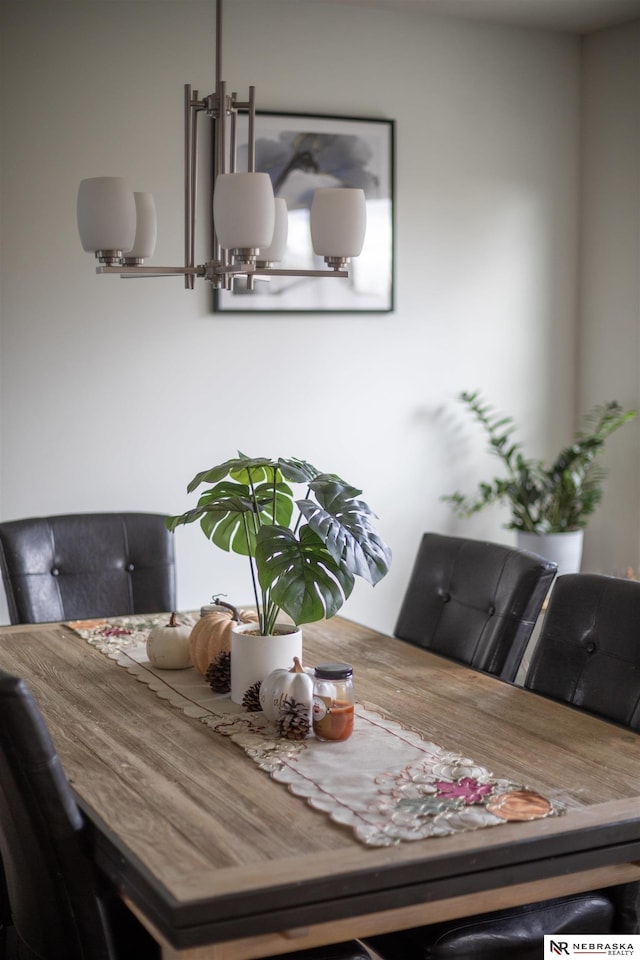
[297,0,640,34]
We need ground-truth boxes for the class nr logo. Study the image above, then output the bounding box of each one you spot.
[550,943,570,956]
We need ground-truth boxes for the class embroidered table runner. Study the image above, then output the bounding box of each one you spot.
[70,615,562,848]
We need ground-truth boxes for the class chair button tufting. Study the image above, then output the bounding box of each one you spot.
[487,605,496,616]
[126,562,135,572]
[585,641,597,654]
[440,591,450,603]
[51,567,60,577]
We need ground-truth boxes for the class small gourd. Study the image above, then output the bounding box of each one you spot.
[146,612,192,670]
[189,599,259,676]
[259,657,314,725]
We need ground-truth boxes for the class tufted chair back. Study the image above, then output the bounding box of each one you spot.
[394,533,557,681]
[524,573,640,730]
[0,513,176,625]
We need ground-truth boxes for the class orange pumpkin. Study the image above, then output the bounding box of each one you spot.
[189,601,258,675]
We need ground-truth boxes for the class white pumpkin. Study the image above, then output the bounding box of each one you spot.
[259,657,314,724]
[146,612,192,669]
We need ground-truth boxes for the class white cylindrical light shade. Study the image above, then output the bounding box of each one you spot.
[127,192,157,259]
[213,172,275,250]
[77,177,136,252]
[310,188,367,258]
[259,197,288,262]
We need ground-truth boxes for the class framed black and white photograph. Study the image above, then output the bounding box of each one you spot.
[214,112,394,313]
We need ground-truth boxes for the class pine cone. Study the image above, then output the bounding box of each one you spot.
[205,651,231,693]
[242,680,262,712]
[277,696,310,740]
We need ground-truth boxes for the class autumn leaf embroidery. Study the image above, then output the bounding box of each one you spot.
[434,777,492,804]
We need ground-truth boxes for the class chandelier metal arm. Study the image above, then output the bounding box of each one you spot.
[97,266,206,278]
[96,265,348,280]
[257,268,348,277]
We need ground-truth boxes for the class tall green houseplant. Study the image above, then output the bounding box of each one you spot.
[167,454,392,635]
[443,391,636,533]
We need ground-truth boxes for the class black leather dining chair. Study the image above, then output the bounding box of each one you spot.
[0,512,176,624]
[365,573,640,960]
[0,668,373,960]
[394,532,557,681]
[0,668,161,960]
[524,572,640,731]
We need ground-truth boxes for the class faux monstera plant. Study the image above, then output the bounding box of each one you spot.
[166,454,392,636]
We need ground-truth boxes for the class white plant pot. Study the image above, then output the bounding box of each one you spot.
[516,530,584,578]
[230,622,303,705]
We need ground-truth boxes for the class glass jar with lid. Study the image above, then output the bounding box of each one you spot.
[312,663,355,741]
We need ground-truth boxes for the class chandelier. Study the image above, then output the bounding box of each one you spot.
[76,0,366,292]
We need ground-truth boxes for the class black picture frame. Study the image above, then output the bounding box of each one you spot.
[214,111,395,314]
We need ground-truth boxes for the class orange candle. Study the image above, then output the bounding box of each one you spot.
[312,698,354,741]
[312,663,355,741]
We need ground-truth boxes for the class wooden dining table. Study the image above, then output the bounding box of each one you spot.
[0,616,639,960]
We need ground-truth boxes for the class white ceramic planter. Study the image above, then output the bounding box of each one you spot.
[230,622,303,704]
[516,530,584,578]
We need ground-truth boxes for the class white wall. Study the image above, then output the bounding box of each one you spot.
[0,1,583,629]
[579,22,640,576]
